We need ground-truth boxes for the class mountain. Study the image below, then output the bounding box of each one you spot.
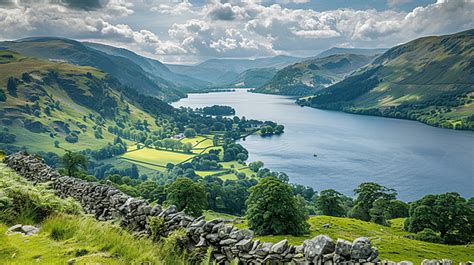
[299,29,474,130]
[254,54,375,96]
[0,49,174,153]
[84,42,211,92]
[218,68,278,88]
[166,55,302,85]
[316,47,388,58]
[0,37,184,101]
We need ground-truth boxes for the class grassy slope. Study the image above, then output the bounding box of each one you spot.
[0,161,192,264]
[0,50,159,153]
[303,29,474,129]
[204,211,474,263]
[255,54,374,96]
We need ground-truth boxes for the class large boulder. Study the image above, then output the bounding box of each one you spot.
[350,237,373,260]
[303,235,335,261]
[270,239,289,254]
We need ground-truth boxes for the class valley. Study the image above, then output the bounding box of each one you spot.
[0,26,473,264]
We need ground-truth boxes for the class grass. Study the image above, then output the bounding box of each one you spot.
[203,210,240,221]
[121,148,194,167]
[0,161,198,264]
[0,214,194,264]
[221,214,474,263]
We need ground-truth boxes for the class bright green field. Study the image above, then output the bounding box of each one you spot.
[121,148,194,167]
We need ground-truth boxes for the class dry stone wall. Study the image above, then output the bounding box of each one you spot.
[3,152,466,265]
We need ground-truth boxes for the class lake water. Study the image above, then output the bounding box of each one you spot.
[173,89,474,201]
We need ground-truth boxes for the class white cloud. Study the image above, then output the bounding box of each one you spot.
[0,0,472,63]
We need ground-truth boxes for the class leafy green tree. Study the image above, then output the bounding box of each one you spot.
[61,152,87,178]
[369,197,390,225]
[316,189,347,217]
[138,181,166,203]
[184,128,197,138]
[246,177,309,236]
[404,192,474,244]
[387,200,409,218]
[249,161,264,172]
[350,182,397,222]
[182,142,193,153]
[0,89,6,101]
[7,77,17,97]
[166,178,207,217]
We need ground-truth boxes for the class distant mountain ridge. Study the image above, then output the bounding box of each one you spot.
[315,47,388,58]
[299,29,474,130]
[83,42,211,92]
[254,54,375,96]
[166,55,302,85]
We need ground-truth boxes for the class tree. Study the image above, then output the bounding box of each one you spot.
[246,177,309,236]
[166,178,207,217]
[369,197,390,225]
[386,200,409,219]
[61,152,87,178]
[7,77,17,97]
[350,182,397,222]
[138,181,166,203]
[0,89,6,101]
[182,142,193,153]
[249,161,264,173]
[184,128,197,138]
[404,192,474,244]
[316,189,347,217]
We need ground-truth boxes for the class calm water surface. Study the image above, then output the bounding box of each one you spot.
[173,89,474,201]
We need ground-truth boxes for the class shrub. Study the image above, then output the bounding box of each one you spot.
[414,228,442,243]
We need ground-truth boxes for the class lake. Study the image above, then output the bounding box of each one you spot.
[173,89,474,201]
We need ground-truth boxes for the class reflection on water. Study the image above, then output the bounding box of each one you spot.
[173,89,474,201]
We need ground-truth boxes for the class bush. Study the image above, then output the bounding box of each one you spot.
[414,228,442,243]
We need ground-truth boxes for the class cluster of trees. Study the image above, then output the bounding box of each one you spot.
[185,150,222,171]
[154,138,193,153]
[259,121,285,136]
[222,141,248,162]
[81,137,127,160]
[404,192,473,244]
[199,105,236,116]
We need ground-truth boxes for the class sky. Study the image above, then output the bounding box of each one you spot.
[0,0,472,64]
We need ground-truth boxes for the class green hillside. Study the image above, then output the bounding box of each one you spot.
[299,29,474,130]
[0,50,173,154]
[0,37,185,101]
[254,54,374,96]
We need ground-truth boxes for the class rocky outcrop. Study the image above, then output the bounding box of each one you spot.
[3,152,467,265]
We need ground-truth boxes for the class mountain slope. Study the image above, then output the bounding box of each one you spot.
[0,37,184,101]
[84,42,211,92]
[316,47,387,58]
[0,50,174,153]
[166,55,302,85]
[254,54,375,96]
[299,29,474,130]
